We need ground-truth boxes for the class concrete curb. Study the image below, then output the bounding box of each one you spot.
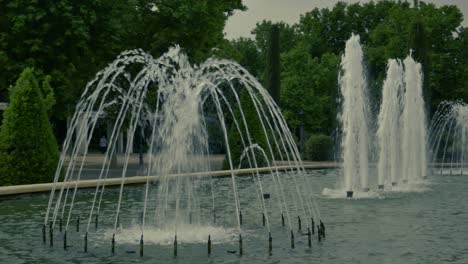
[0,164,338,196]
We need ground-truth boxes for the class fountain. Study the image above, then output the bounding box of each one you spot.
[333,34,429,197]
[429,101,468,175]
[375,54,428,190]
[43,47,322,256]
[377,59,404,190]
[338,34,370,197]
[400,54,428,183]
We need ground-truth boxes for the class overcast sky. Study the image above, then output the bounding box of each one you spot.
[224,0,468,39]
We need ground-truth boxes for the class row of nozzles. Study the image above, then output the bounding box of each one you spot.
[42,214,326,257]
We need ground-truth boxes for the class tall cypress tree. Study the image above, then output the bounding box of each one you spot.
[265,24,281,106]
[0,68,59,185]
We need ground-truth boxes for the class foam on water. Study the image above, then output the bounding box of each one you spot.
[321,188,382,199]
[103,224,237,245]
[387,183,430,193]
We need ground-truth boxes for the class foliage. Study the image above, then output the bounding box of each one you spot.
[0,68,59,185]
[1,0,466,164]
[211,38,263,78]
[281,47,339,135]
[0,0,139,118]
[136,0,245,63]
[220,0,467,149]
[0,0,245,120]
[40,75,56,116]
[304,134,333,161]
[253,20,297,83]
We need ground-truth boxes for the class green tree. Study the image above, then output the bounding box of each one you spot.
[0,0,245,127]
[41,75,56,116]
[252,20,297,56]
[135,0,245,63]
[281,46,339,135]
[252,20,297,83]
[0,0,138,119]
[212,37,263,78]
[0,68,59,185]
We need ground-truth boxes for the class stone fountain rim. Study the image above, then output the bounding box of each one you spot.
[0,163,339,196]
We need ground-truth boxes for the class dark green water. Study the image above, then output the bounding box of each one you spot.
[0,169,467,263]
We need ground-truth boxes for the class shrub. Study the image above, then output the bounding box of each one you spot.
[0,68,59,185]
[304,134,333,161]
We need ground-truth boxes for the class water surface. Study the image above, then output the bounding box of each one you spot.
[0,169,467,263]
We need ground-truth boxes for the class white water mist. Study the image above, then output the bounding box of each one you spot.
[377,59,404,187]
[401,55,428,182]
[339,34,370,193]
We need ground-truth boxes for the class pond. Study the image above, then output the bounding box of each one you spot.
[0,169,467,263]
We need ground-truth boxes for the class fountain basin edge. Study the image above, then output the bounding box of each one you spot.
[0,163,338,196]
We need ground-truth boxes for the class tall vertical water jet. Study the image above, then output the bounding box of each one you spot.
[339,34,370,197]
[377,59,404,189]
[401,55,428,182]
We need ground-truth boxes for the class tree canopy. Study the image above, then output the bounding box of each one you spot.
[220,0,467,139]
[0,0,245,120]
